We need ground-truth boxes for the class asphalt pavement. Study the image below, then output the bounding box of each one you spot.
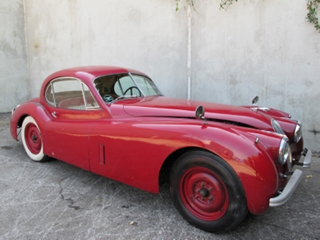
[0,112,319,240]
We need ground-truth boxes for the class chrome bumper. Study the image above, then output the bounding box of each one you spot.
[302,148,312,168]
[269,169,303,207]
[269,148,312,207]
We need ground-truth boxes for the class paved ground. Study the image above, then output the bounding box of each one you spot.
[0,112,319,240]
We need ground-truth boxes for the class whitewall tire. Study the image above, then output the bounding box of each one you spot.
[21,116,48,162]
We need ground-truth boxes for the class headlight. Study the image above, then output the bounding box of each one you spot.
[293,122,302,143]
[278,137,291,165]
[271,118,285,135]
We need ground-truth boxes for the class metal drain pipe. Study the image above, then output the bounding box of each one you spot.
[187,4,192,100]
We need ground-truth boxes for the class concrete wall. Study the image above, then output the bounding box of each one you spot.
[191,0,320,151]
[23,0,188,99]
[2,0,319,150]
[0,0,29,112]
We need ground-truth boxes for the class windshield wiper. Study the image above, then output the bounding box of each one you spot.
[112,95,138,103]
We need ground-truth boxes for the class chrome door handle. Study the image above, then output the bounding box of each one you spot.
[52,111,57,118]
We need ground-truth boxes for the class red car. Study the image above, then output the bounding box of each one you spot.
[10,66,311,232]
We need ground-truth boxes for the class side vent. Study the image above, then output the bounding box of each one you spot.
[99,144,105,165]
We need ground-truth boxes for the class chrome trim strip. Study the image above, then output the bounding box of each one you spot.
[269,169,302,207]
[11,104,20,115]
[251,106,270,112]
[80,82,88,107]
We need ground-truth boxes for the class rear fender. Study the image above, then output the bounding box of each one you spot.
[10,102,52,144]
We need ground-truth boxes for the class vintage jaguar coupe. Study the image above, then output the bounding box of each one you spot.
[10,66,311,232]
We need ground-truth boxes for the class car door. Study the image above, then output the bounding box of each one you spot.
[44,77,102,170]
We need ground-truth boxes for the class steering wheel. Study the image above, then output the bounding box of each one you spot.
[123,86,142,96]
[103,95,114,103]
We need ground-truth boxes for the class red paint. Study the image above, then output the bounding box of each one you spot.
[10,66,305,216]
[179,166,229,220]
[24,122,42,154]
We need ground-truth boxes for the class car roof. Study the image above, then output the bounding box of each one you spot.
[45,66,148,83]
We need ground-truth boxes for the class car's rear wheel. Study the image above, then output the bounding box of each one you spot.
[170,150,248,232]
[21,116,48,162]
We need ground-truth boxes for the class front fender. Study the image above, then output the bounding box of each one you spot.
[193,125,280,215]
[122,119,280,214]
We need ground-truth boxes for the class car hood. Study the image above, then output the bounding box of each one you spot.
[122,96,274,131]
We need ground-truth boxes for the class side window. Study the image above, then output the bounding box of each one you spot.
[45,78,99,110]
[82,84,99,109]
[45,84,55,106]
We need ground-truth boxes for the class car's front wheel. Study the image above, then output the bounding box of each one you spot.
[21,116,48,162]
[170,151,248,232]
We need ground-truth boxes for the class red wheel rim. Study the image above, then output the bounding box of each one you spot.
[25,123,42,154]
[179,167,229,221]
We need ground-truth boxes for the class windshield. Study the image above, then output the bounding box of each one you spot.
[94,73,162,103]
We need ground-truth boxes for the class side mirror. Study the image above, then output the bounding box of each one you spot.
[195,106,208,125]
[195,106,205,120]
[252,96,259,105]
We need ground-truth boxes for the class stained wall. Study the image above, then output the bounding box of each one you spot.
[191,1,320,152]
[23,0,188,100]
[1,0,319,150]
[0,0,29,112]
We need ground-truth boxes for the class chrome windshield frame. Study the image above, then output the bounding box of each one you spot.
[128,72,163,97]
[128,72,146,97]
